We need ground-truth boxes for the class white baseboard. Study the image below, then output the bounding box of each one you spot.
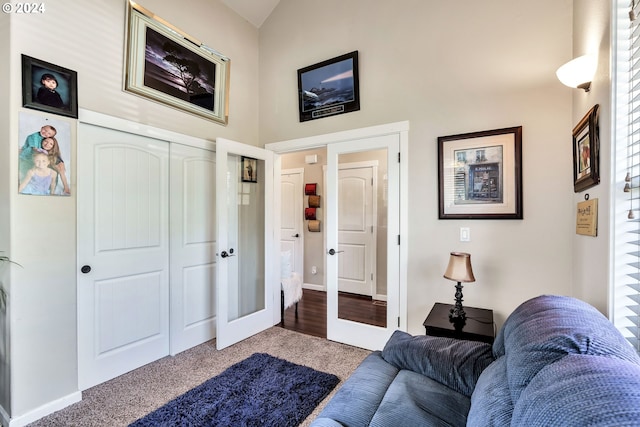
[7,391,81,427]
[302,283,324,292]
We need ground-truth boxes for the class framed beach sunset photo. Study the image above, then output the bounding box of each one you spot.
[125,1,230,124]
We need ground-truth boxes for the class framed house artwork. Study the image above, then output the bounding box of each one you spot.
[297,51,360,122]
[438,126,523,219]
[22,55,78,119]
[125,1,230,125]
[572,104,600,193]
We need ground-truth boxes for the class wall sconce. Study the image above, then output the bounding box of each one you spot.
[556,54,597,92]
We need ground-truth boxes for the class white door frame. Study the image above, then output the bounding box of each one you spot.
[265,121,409,334]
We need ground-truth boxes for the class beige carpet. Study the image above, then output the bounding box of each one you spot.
[27,327,370,427]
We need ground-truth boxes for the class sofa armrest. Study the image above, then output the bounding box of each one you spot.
[381,330,494,397]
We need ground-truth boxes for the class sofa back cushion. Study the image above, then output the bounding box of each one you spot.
[495,295,640,403]
[512,354,640,426]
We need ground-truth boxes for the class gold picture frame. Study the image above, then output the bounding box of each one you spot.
[125,1,230,125]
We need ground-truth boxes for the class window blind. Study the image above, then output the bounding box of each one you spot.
[614,0,640,353]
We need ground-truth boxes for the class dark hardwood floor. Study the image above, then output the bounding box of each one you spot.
[279,289,386,339]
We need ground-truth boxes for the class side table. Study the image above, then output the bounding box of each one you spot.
[422,302,495,344]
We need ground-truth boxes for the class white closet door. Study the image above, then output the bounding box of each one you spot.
[169,143,217,355]
[78,123,170,390]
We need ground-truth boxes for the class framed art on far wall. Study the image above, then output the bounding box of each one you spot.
[297,51,360,122]
[125,1,230,125]
[572,104,600,193]
[438,126,523,219]
[21,55,78,119]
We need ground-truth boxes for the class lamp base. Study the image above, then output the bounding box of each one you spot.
[449,282,466,328]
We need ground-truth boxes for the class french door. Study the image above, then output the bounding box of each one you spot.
[326,134,400,351]
[215,138,277,350]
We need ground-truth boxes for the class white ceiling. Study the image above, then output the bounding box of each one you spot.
[221,0,280,28]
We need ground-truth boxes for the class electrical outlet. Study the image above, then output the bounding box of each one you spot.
[460,227,471,242]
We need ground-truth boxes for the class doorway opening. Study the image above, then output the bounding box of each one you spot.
[278,147,388,339]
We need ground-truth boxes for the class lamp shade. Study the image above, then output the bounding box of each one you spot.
[443,252,475,283]
[556,54,597,91]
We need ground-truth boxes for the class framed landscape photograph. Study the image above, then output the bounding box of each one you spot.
[125,1,230,125]
[22,55,78,119]
[297,51,360,122]
[572,104,600,193]
[438,126,523,219]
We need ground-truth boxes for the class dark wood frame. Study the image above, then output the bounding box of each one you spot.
[438,126,523,219]
[21,55,78,119]
[572,104,600,193]
[297,51,360,122]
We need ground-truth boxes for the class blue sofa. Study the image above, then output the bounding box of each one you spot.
[311,295,640,426]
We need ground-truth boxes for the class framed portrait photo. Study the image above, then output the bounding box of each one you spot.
[572,104,600,193]
[438,126,523,219]
[297,51,360,122]
[22,55,78,119]
[125,1,230,125]
[241,156,257,183]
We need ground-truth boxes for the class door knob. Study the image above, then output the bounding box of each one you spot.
[220,249,236,258]
[81,265,92,274]
[327,249,344,255]
[292,233,299,238]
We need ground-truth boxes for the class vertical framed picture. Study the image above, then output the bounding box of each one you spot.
[22,55,78,119]
[242,156,257,183]
[297,51,360,122]
[125,1,230,125]
[438,126,523,219]
[572,104,600,193]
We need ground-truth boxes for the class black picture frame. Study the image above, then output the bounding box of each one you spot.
[438,126,523,219]
[241,156,257,183]
[572,104,600,193]
[297,51,360,122]
[21,55,78,119]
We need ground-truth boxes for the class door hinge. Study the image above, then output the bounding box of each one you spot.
[397,235,400,245]
[398,317,400,327]
[371,178,373,186]
[398,152,401,163]
[371,273,373,280]
[371,225,374,233]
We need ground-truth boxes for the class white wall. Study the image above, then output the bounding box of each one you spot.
[259,0,577,331]
[570,1,611,314]
[6,0,260,420]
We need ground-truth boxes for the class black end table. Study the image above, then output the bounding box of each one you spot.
[423,303,495,344]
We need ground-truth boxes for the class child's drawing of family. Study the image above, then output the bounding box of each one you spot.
[18,112,71,196]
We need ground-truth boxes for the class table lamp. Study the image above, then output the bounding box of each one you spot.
[443,252,475,326]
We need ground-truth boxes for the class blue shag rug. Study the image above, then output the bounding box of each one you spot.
[129,352,340,427]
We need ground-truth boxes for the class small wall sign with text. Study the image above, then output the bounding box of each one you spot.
[576,198,598,237]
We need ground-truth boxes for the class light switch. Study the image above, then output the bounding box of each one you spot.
[460,227,471,242]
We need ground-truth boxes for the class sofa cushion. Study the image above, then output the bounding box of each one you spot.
[467,356,513,427]
[381,330,494,397]
[370,369,470,427]
[495,295,640,403]
[513,354,640,426]
[312,351,399,427]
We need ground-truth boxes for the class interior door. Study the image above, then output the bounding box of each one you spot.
[337,164,376,296]
[78,123,170,390]
[326,135,400,351]
[280,169,304,278]
[215,138,276,350]
[169,142,216,355]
